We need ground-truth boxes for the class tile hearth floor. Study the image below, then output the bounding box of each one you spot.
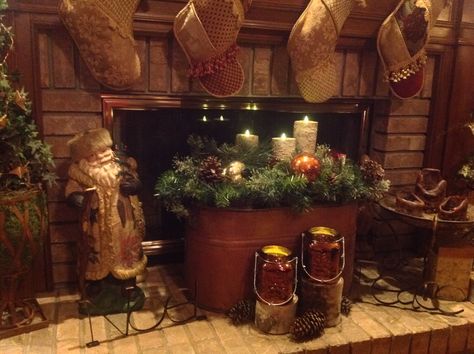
[2,262,474,354]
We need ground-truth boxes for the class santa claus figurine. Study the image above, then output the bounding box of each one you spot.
[65,128,147,314]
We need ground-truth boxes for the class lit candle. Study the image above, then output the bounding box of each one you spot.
[272,133,296,161]
[293,115,318,153]
[235,129,259,149]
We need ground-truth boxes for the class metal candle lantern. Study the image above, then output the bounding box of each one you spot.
[254,245,298,305]
[301,227,345,283]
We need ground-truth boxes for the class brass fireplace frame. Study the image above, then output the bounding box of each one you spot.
[101,95,373,256]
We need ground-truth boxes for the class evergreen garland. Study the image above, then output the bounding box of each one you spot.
[155,137,390,218]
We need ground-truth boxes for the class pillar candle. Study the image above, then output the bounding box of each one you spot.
[272,133,296,161]
[235,130,259,149]
[293,116,318,153]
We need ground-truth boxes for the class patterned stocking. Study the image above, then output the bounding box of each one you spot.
[174,0,247,97]
[59,0,141,90]
[288,0,366,103]
[377,0,452,99]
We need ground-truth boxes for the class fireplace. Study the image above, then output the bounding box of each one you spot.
[7,0,460,293]
[103,96,372,256]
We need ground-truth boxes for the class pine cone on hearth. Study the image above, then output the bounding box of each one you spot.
[198,155,224,184]
[289,310,326,341]
[227,299,255,325]
[341,296,352,316]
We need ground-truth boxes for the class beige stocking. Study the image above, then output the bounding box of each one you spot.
[288,0,366,103]
[174,0,247,97]
[59,0,141,90]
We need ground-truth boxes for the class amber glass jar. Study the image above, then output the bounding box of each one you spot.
[255,245,296,305]
[306,227,344,282]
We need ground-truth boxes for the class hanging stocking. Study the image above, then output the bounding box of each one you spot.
[288,0,366,103]
[58,0,141,90]
[377,0,452,99]
[174,0,247,97]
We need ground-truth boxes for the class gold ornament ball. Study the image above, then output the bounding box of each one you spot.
[291,153,321,182]
[223,161,246,182]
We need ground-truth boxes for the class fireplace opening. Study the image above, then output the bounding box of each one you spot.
[104,97,372,257]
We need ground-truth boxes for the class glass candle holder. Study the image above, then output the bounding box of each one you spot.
[301,227,345,283]
[254,245,297,305]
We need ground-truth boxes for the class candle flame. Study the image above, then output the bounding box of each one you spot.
[202,115,207,122]
[220,115,224,121]
[304,115,309,122]
[281,133,287,139]
[245,129,250,136]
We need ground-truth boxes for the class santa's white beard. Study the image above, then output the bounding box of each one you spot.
[78,158,122,188]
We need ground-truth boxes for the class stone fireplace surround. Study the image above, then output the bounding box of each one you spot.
[7,0,465,293]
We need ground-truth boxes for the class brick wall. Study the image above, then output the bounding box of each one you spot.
[37,29,435,286]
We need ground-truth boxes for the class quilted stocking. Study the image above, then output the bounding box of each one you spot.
[174,0,247,97]
[59,0,141,90]
[288,0,366,103]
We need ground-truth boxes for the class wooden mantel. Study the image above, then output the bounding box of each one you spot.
[4,0,474,293]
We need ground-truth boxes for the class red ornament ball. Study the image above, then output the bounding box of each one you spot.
[291,153,321,182]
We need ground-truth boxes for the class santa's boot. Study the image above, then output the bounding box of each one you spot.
[288,0,366,103]
[59,0,141,90]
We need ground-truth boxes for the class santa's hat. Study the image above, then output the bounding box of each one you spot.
[68,128,113,162]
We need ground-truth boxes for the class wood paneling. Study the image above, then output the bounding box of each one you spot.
[37,31,50,88]
[271,46,289,96]
[342,51,360,97]
[252,47,272,95]
[170,39,189,93]
[359,50,377,97]
[130,37,148,92]
[462,0,474,23]
[6,0,472,289]
[149,38,170,92]
[78,56,100,90]
[50,31,75,88]
[238,46,253,96]
[443,44,474,179]
[42,90,102,112]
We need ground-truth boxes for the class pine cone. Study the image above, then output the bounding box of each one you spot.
[198,156,223,184]
[360,158,385,183]
[341,296,352,316]
[289,310,326,341]
[227,299,255,325]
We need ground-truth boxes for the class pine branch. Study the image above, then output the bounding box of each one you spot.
[154,137,391,217]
